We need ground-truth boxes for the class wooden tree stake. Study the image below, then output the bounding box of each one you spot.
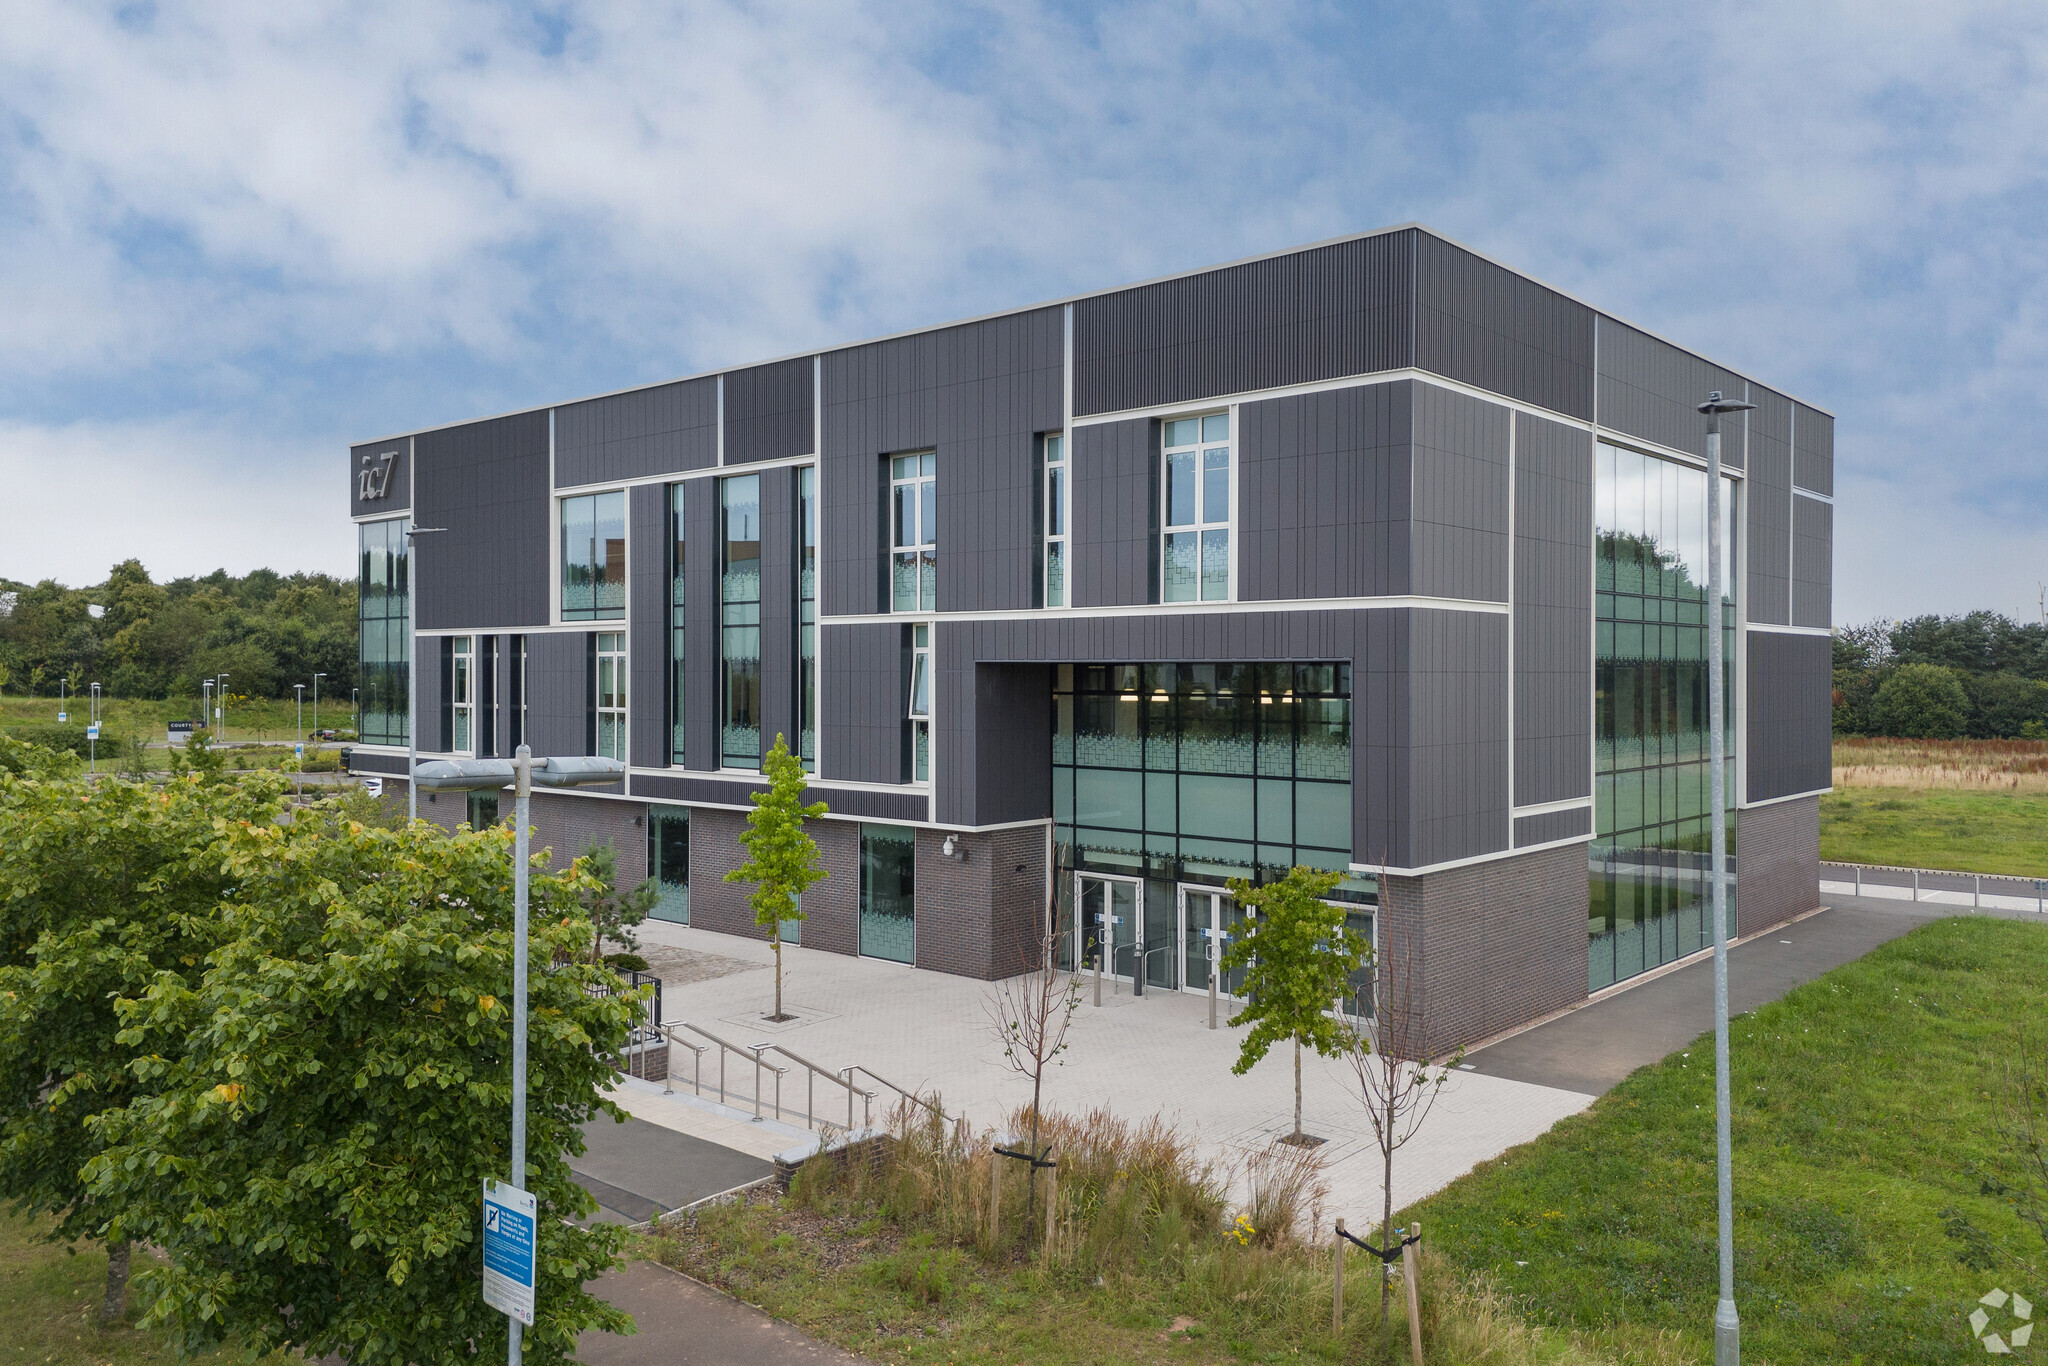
[1402,1221,1424,1365]
[1331,1218,1346,1334]
[988,1150,1002,1243]
[1043,1165,1058,1260]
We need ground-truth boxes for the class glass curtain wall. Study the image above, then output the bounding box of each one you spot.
[799,466,817,771]
[670,484,686,764]
[859,823,917,962]
[647,806,690,923]
[1591,442,1738,990]
[356,517,410,745]
[721,475,763,768]
[1052,661,1353,883]
[561,491,626,620]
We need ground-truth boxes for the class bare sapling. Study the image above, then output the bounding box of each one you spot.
[1342,931,1463,1322]
[983,888,1083,1236]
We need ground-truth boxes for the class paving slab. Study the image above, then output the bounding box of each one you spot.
[580,1260,872,1365]
[571,1115,773,1224]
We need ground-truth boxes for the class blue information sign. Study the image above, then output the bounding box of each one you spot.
[482,1179,536,1325]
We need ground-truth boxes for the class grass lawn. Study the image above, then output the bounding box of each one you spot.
[0,1209,250,1366]
[1414,916,2044,1365]
[1819,786,2048,877]
[0,695,356,747]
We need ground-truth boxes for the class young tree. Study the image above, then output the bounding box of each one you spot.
[982,890,1083,1228]
[1219,866,1368,1144]
[575,841,658,965]
[83,808,639,1365]
[724,733,828,1022]
[0,757,280,1322]
[1340,935,1464,1321]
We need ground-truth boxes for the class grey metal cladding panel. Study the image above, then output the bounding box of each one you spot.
[758,470,796,759]
[1745,630,1831,802]
[350,437,412,517]
[1238,380,1413,600]
[554,377,717,486]
[1594,319,1750,468]
[722,357,815,464]
[628,485,670,768]
[820,622,903,786]
[1513,806,1591,846]
[1745,389,1792,627]
[932,619,1053,826]
[1070,418,1159,606]
[525,630,591,760]
[1409,383,1511,602]
[1793,403,1834,496]
[1792,495,1833,629]
[630,772,925,821]
[821,308,1062,615]
[1406,609,1509,867]
[683,482,721,770]
[1513,412,1593,806]
[1072,230,1414,416]
[412,412,552,630]
[1413,235,1594,419]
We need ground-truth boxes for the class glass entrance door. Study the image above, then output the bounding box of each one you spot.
[1178,885,1246,998]
[1076,874,1141,981]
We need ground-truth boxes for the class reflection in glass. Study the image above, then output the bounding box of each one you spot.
[721,476,762,768]
[561,491,626,621]
[1591,442,1738,990]
[799,465,817,771]
[356,518,410,745]
[646,806,690,923]
[670,483,687,764]
[860,823,916,962]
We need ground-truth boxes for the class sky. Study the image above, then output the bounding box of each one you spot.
[1,0,2044,626]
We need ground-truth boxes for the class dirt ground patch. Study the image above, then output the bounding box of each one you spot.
[639,942,765,990]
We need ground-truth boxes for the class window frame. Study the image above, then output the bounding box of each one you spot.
[595,631,627,761]
[798,464,818,772]
[889,451,937,613]
[1042,432,1067,608]
[559,489,628,623]
[1159,410,1235,604]
[720,473,764,771]
[669,482,687,766]
[906,622,932,785]
[450,634,474,756]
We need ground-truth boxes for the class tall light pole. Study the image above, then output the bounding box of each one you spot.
[58,677,68,722]
[1700,389,1754,1366]
[404,525,448,822]
[202,680,213,740]
[217,674,230,746]
[89,683,101,775]
[313,672,326,742]
[412,750,623,1364]
[294,683,306,750]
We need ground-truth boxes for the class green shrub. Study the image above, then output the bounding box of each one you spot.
[2,722,109,760]
[1871,662,1970,738]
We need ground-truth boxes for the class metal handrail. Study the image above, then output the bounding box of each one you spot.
[759,1043,876,1133]
[844,1065,946,1125]
[669,1020,788,1122]
[655,1027,708,1099]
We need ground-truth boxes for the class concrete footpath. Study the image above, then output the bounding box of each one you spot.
[579,1261,871,1366]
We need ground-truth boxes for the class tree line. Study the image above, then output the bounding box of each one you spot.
[1834,610,2048,739]
[0,558,355,701]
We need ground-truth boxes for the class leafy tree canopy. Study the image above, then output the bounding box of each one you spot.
[1870,662,1971,740]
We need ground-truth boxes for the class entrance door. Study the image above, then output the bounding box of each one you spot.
[1076,874,1141,981]
[1177,885,1246,998]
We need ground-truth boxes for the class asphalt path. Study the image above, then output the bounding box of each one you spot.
[1463,896,2029,1095]
[571,1115,772,1225]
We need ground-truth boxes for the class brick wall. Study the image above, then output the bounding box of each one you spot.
[1378,841,1588,1056]
[1736,795,1820,938]
[684,807,861,956]
[526,792,648,882]
[913,825,1050,980]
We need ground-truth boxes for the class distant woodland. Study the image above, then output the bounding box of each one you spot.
[0,560,355,700]
[1834,611,2048,739]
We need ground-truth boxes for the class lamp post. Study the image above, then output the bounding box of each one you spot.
[294,682,306,751]
[89,683,101,775]
[412,750,624,1365]
[313,672,326,743]
[404,525,448,822]
[202,680,213,740]
[1699,389,1754,1366]
[217,674,229,746]
[58,677,67,723]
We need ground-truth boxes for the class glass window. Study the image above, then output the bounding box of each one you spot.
[891,451,936,612]
[561,491,627,621]
[466,790,499,831]
[450,635,473,754]
[670,484,686,765]
[1163,414,1230,602]
[647,806,690,924]
[859,823,917,963]
[721,475,762,768]
[1042,433,1066,607]
[356,518,410,745]
[509,634,526,752]
[1590,442,1738,992]
[907,623,931,783]
[596,632,626,760]
[799,465,817,772]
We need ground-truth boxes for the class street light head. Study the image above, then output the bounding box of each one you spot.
[1697,391,1758,416]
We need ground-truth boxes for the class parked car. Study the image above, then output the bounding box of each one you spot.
[309,728,341,741]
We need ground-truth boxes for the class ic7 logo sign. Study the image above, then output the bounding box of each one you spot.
[358,450,397,501]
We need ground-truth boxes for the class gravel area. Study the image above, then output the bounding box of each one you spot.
[639,941,766,990]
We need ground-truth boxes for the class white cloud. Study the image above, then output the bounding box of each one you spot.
[0,417,352,587]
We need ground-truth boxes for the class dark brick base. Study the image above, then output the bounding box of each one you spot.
[913,825,1049,980]
[527,792,648,883]
[1378,841,1589,1057]
[1736,795,1821,939]
[687,807,862,957]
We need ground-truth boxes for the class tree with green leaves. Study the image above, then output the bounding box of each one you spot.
[725,733,828,1022]
[576,841,658,966]
[82,805,639,1365]
[1219,866,1368,1145]
[0,748,281,1322]
[1871,661,1970,738]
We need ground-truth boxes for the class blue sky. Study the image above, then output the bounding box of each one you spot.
[3,0,2044,625]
